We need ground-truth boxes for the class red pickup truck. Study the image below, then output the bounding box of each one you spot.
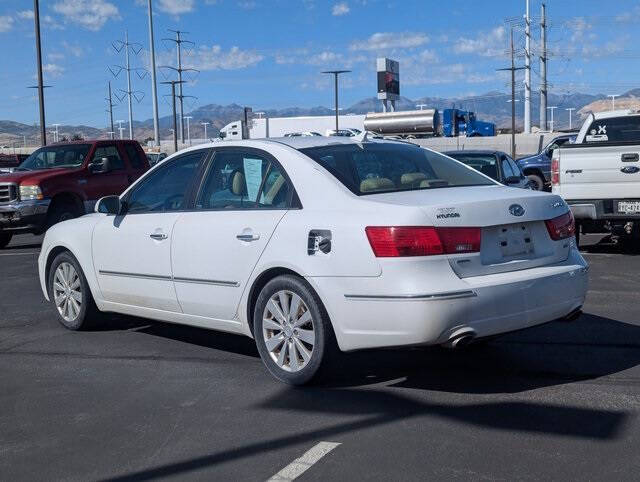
[0,140,150,248]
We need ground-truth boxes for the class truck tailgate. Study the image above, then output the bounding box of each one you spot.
[556,144,640,200]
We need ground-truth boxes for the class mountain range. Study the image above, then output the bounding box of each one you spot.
[3,88,640,145]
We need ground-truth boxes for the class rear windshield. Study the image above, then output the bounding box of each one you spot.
[299,143,495,195]
[584,116,640,143]
[17,144,91,171]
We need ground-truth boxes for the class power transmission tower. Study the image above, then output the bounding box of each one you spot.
[497,27,526,158]
[524,0,531,133]
[110,31,147,140]
[161,30,198,143]
[105,81,116,135]
[539,2,547,131]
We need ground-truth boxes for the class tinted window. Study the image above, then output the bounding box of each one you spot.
[500,156,515,179]
[197,151,290,209]
[92,145,124,170]
[127,150,205,213]
[585,116,640,143]
[124,144,145,169]
[301,143,494,195]
[445,153,499,180]
[17,144,90,171]
[507,157,523,178]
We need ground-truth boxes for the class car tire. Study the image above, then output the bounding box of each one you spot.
[46,201,81,230]
[253,275,337,385]
[527,174,545,191]
[48,251,101,330]
[0,233,12,249]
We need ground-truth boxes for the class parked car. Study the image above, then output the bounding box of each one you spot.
[0,154,28,173]
[517,134,576,191]
[38,137,587,384]
[325,129,355,137]
[283,132,323,137]
[552,110,640,245]
[0,140,149,248]
[444,150,531,189]
[146,152,167,166]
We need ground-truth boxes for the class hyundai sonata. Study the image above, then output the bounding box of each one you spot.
[38,136,588,384]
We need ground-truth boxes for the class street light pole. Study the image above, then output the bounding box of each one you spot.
[547,106,557,132]
[201,122,210,140]
[565,108,575,130]
[183,116,192,145]
[322,70,350,132]
[608,94,620,110]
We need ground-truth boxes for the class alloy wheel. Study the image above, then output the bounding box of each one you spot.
[262,290,315,372]
[53,262,82,323]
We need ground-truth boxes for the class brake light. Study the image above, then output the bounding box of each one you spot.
[365,226,481,257]
[545,211,575,241]
[551,153,560,186]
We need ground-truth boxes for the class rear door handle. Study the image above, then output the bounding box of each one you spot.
[621,153,639,162]
[236,233,260,242]
[149,233,168,240]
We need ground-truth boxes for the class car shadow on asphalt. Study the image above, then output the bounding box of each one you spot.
[581,234,640,255]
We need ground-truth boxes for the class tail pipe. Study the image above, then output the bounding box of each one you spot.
[443,327,477,349]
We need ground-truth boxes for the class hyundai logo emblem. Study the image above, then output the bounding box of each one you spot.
[509,204,525,216]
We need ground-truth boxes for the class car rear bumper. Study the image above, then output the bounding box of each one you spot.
[567,199,640,221]
[0,199,50,233]
[308,248,588,351]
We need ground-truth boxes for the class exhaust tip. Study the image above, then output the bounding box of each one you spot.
[443,327,477,349]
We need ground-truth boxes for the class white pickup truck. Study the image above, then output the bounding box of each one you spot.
[552,110,640,244]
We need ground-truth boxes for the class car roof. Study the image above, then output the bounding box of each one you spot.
[443,150,504,156]
[592,109,640,120]
[264,135,408,150]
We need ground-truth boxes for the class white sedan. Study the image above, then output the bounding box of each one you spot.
[38,136,588,385]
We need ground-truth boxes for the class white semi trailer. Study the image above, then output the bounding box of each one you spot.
[219,114,366,139]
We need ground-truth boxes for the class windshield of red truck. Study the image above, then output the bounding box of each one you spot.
[16,144,91,171]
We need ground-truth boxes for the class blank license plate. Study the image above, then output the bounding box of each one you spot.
[618,201,640,213]
[497,224,534,257]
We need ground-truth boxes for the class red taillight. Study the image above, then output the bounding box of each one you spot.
[545,211,575,241]
[365,226,481,257]
[551,154,560,185]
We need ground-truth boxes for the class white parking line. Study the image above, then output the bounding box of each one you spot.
[0,251,39,256]
[267,441,341,481]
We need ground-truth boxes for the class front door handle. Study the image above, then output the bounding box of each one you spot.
[621,153,639,162]
[149,233,168,240]
[236,233,260,242]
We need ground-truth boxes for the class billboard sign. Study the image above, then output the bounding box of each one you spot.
[377,58,399,100]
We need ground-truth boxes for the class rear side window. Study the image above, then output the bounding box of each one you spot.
[585,116,640,143]
[124,144,146,169]
[300,143,495,195]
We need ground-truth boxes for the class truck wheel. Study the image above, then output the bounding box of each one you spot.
[0,233,12,249]
[527,174,544,191]
[48,251,101,330]
[46,201,81,230]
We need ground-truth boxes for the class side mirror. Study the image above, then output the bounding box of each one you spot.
[504,176,521,185]
[95,195,121,215]
[89,157,111,174]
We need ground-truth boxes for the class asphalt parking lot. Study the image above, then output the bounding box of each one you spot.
[1,234,640,481]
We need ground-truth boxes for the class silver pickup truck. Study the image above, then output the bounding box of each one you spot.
[552,110,640,244]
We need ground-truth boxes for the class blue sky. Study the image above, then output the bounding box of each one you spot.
[1,0,640,127]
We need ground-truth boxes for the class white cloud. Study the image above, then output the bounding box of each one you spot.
[453,26,506,57]
[349,32,429,51]
[188,45,264,70]
[43,63,65,77]
[63,41,85,57]
[53,0,120,31]
[0,15,14,32]
[157,0,195,15]
[17,10,34,20]
[238,1,257,9]
[332,2,350,16]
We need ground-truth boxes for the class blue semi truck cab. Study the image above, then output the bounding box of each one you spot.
[442,109,495,137]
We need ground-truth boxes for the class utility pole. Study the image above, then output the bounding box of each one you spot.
[497,28,525,159]
[106,81,115,135]
[547,106,557,132]
[539,2,547,132]
[608,94,620,110]
[183,116,193,145]
[565,108,575,130]
[110,32,146,141]
[201,121,210,140]
[161,31,197,144]
[321,70,351,132]
[524,0,531,134]
[161,80,185,153]
[147,0,160,147]
[33,0,46,146]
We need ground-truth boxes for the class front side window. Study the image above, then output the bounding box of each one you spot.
[197,150,291,209]
[300,143,495,195]
[500,156,516,179]
[126,150,205,213]
[17,144,91,171]
[92,145,124,170]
